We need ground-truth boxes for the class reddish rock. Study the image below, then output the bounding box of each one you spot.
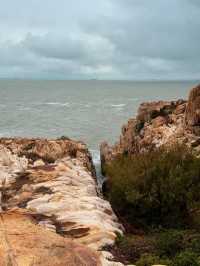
[0,138,123,265]
[152,116,168,127]
[100,84,200,169]
[0,210,100,266]
[185,84,200,132]
[137,101,175,124]
[174,103,186,115]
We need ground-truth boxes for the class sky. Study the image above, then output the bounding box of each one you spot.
[0,0,199,80]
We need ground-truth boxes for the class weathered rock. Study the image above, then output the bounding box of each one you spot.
[33,159,45,167]
[185,84,200,133]
[100,84,200,168]
[152,116,168,127]
[0,138,124,265]
[137,100,177,125]
[0,209,100,266]
[0,137,95,176]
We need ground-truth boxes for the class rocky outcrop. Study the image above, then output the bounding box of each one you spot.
[0,210,100,266]
[0,138,123,266]
[185,84,200,134]
[0,137,96,176]
[100,84,200,169]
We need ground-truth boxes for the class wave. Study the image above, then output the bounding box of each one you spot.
[0,131,12,137]
[90,149,104,185]
[84,104,91,108]
[129,98,139,101]
[110,103,126,108]
[43,102,70,107]
[90,149,100,166]
[18,107,32,111]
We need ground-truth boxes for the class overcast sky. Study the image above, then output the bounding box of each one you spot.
[0,0,199,80]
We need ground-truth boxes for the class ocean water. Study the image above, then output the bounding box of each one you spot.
[0,80,198,170]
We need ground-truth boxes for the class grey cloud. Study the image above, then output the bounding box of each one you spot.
[0,0,199,79]
[22,33,115,65]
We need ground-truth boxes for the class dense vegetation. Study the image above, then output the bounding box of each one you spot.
[109,230,200,265]
[105,145,200,229]
[104,144,200,265]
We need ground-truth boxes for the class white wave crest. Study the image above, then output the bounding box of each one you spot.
[110,103,126,108]
[44,102,70,106]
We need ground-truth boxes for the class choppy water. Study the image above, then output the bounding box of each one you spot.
[0,80,198,171]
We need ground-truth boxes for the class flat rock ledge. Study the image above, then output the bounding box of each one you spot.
[0,138,124,266]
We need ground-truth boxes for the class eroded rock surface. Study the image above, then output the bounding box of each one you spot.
[0,138,123,265]
[185,84,200,132]
[0,210,100,266]
[101,85,200,168]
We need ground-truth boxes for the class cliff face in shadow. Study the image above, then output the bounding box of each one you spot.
[100,84,200,171]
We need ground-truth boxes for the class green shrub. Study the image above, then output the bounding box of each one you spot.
[114,232,154,263]
[156,230,183,257]
[136,254,171,266]
[105,144,200,228]
[136,254,158,266]
[191,237,200,256]
[172,251,200,266]
[112,230,200,265]
[184,231,200,256]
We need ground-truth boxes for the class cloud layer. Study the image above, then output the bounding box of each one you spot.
[0,0,199,79]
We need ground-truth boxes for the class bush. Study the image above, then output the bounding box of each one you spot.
[191,238,200,253]
[110,230,200,265]
[114,232,154,262]
[187,234,200,253]
[172,251,200,266]
[136,254,171,266]
[135,254,159,266]
[105,144,200,228]
[156,230,183,257]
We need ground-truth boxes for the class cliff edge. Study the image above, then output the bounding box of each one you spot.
[101,84,200,170]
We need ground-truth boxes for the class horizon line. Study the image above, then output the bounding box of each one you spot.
[0,78,199,82]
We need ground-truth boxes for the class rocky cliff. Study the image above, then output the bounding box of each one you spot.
[0,137,125,266]
[100,84,200,170]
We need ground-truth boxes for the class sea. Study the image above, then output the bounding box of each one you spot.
[0,80,199,174]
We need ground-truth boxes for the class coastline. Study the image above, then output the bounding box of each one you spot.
[1,84,200,265]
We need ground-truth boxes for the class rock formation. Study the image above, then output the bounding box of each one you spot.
[100,84,200,169]
[185,84,200,133]
[0,137,124,266]
[0,210,100,266]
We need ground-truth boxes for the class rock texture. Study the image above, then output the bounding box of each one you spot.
[185,85,200,132]
[0,137,123,266]
[100,84,200,169]
[0,210,100,266]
